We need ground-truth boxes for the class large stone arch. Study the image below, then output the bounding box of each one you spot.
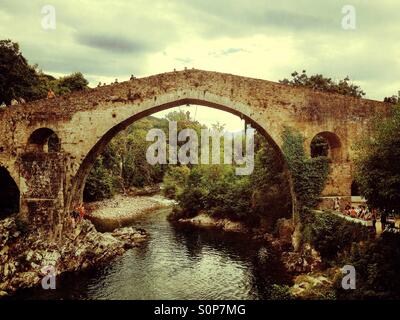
[65,95,297,221]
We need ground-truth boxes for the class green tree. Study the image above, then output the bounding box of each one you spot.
[251,137,292,228]
[163,165,190,199]
[56,72,89,94]
[336,232,400,299]
[280,70,365,98]
[0,39,41,104]
[167,132,293,228]
[83,116,168,202]
[354,105,400,212]
[83,157,118,201]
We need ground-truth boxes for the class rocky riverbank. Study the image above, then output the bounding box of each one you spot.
[86,194,176,231]
[0,192,179,296]
[289,267,341,299]
[0,215,147,297]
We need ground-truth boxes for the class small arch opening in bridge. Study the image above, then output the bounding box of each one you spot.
[27,128,61,153]
[310,132,341,161]
[0,166,20,219]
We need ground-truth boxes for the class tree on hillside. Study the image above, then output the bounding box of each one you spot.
[0,39,41,104]
[280,70,365,98]
[354,105,400,212]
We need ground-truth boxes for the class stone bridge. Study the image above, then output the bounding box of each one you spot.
[0,69,391,237]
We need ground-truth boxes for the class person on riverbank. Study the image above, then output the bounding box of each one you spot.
[357,206,365,219]
[70,204,86,225]
[76,204,86,222]
[70,209,79,228]
[361,206,369,220]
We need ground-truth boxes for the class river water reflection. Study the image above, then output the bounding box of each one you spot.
[12,208,292,300]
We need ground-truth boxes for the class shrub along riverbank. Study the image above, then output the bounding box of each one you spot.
[165,136,292,230]
[276,209,400,300]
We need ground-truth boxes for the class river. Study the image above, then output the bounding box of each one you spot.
[11,208,292,300]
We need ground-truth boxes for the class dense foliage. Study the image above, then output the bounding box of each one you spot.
[0,39,88,105]
[250,139,292,227]
[167,135,292,228]
[354,105,400,212]
[166,125,331,228]
[173,164,252,221]
[335,232,400,299]
[83,116,168,201]
[36,72,88,97]
[297,210,400,300]
[0,40,42,104]
[281,127,330,217]
[280,70,365,98]
[84,157,117,201]
[303,210,370,263]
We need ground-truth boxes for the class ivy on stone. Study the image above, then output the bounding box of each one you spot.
[281,127,330,223]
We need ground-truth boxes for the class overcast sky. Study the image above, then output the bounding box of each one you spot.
[1,0,399,129]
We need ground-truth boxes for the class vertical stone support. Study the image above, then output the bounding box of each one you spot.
[17,152,66,238]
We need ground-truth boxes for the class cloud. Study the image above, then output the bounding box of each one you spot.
[209,48,247,58]
[76,33,154,54]
[0,0,399,100]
